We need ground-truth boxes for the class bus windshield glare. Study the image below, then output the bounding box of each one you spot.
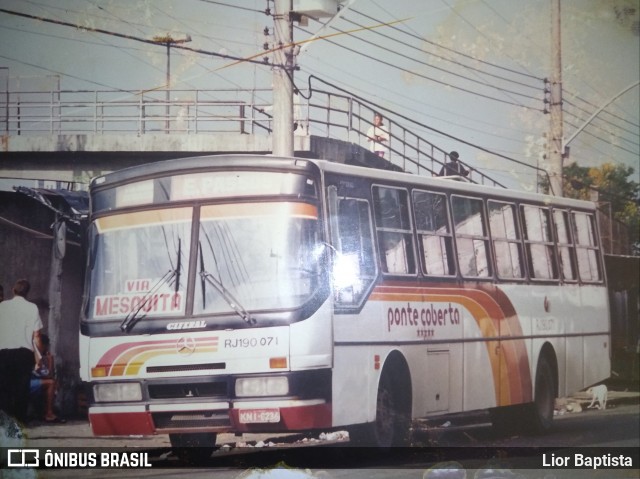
[86,202,323,321]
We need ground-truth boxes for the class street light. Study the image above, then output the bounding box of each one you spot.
[152,33,191,133]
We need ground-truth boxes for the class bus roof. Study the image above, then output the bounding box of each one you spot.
[315,159,597,211]
[91,154,596,211]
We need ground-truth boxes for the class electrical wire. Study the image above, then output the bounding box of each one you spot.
[294,24,543,111]
[197,0,266,15]
[351,5,544,81]
[341,12,542,92]
[0,8,272,67]
[564,117,640,157]
[564,91,640,139]
[311,16,543,102]
[298,62,534,147]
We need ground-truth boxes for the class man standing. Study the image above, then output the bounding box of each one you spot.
[438,151,470,177]
[367,112,390,158]
[0,279,43,423]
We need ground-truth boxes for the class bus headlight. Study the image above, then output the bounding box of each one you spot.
[235,377,289,397]
[93,382,142,402]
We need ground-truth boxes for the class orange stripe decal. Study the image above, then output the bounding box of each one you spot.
[94,337,219,377]
[371,282,531,406]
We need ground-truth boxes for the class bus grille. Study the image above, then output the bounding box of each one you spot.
[147,363,225,373]
[148,382,228,399]
[152,411,231,430]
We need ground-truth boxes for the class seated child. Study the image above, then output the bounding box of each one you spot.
[30,334,65,423]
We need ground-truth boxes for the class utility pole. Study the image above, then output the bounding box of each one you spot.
[152,33,191,134]
[272,0,294,157]
[548,0,564,196]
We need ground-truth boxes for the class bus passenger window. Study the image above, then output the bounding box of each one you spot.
[373,187,415,275]
[522,205,558,280]
[413,190,455,276]
[572,212,602,282]
[553,209,577,281]
[488,201,524,279]
[451,196,490,278]
[380,232,409,274]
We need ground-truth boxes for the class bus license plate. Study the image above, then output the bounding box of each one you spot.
[238,409,280,424]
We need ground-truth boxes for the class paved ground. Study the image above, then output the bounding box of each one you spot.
[10,388,638,449]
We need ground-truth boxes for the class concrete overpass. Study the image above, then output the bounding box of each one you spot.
[1,86,505,189]
[1,131,387,188]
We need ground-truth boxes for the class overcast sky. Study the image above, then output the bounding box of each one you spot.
[1,0,638,190]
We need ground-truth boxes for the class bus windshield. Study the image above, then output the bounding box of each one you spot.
[86,201,324,322]
[87,208,192,321]
[195,202,322,315]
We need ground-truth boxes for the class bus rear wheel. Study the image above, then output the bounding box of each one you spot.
[349,369,410,447]
[526,355,556,433]
[490,355,556,436]
[169,432,217,463]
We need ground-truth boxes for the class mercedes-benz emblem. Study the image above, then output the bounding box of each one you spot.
[176,336,196,356]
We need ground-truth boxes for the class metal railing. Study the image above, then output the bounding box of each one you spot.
[0,86,505,187]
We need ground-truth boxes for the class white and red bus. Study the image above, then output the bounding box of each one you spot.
[80,155,610,448]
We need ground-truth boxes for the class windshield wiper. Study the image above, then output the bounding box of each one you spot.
[199,241,256,326]
[120,238,182,333]
[119,269,176,333]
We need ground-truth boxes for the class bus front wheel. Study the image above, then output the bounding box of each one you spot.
[169,433,217,463]
[349,368,410,447]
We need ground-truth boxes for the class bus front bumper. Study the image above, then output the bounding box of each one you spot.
[88,399,331,436]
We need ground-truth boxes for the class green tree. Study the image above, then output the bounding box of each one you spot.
[541,162,639,253]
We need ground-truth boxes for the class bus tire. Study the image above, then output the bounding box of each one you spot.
[349,366,411,447]
[490,354,556,436]
[169,432,217,463]
[525,354,556,434]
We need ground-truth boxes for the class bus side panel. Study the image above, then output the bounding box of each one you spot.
[289,299,333,370]
[581,285,611,388]
[332,343,376,426]
[331,299,386,427]
[463,336,498,411]
[563,284,584,397]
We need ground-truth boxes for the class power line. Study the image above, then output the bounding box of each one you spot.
[351,6,544,82]
[197,0,266,15]
[339,13,542,92]
[299,62,535,146]
[295,24,543,111]
[564,116,640,156]
[0,7,273,67]
[565,98,640,142]
[315,15,543,103]
[0,53,134,92]
[565,103,640,149]
[565,91,640,131]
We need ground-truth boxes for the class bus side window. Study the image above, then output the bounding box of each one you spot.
[488,200,524,279]
[451,195,491,278]
[521,205,558,280]
[413,190,455,276]
[572,212,602,282]
[373,186,416,275]
[553,209,577,281]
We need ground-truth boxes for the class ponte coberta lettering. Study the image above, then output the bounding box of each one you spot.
[387,302,461,332]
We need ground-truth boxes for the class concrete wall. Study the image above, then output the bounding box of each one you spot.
[0,192,84,416]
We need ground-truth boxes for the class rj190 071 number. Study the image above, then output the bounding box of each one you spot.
[224,336,278,348]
